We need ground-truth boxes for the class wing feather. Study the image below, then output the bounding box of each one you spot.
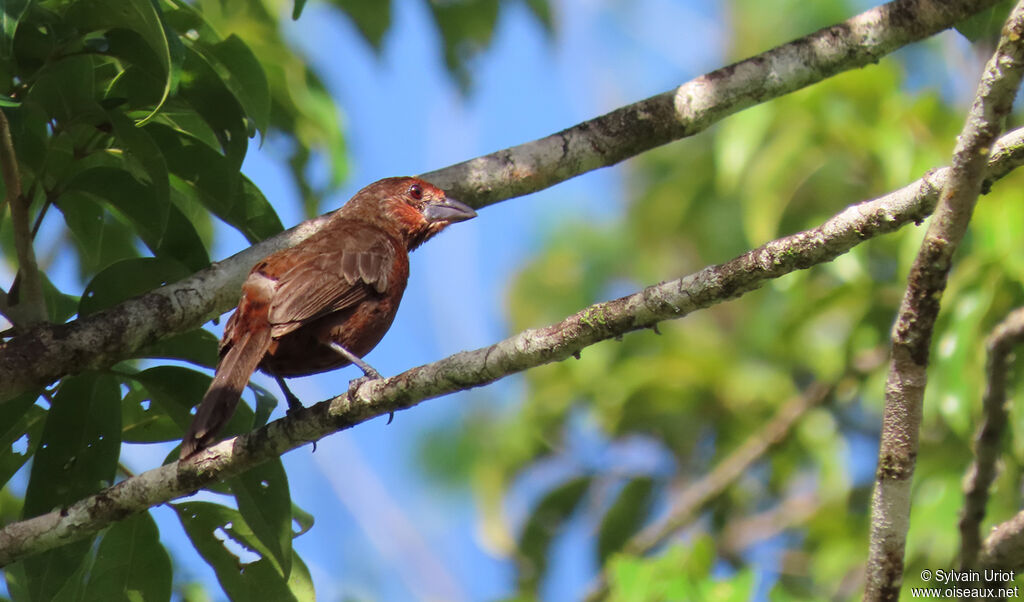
[260,226,397,338]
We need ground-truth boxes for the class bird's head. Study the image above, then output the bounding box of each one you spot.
[342,176,476,250]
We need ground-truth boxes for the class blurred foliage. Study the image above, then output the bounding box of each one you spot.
[0,0,550,599]
[415,1,1024,599]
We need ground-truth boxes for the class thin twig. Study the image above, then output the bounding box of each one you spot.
[0,0,1004,402]
[0,110,45,325]
[583,382,832,601]
[960,307,1024,570]
[865,5,1024,600]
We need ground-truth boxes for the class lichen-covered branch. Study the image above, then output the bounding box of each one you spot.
[960,307,1024,569]
[423,0,1003,206]
[0,143,1015,566]
[865,5,1024,600]
[0,0,1001,403]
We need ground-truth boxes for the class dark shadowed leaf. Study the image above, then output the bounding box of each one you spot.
[22,373,121,601]
[596,476,656,563]
[0,392,44,488]
[328,0,392,49]
[198,34,271,138]
[82,511,172,602]
[148,123,282,242]
[229,459,293,577]
[955,0,1015,43]
[179,45,248,167]
[173,502,314,601]
[0,0,30,58]
[135,328,220,368]
[120,379,185,443]
[516,475,591,592]
[427,0,499,89]
[24,54,99,123]
[65,0,174,123]
[79,257,192,317]
[40,273,80,323]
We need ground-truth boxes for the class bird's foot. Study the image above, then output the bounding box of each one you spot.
[346,376,394,424]
[275,376,305,414]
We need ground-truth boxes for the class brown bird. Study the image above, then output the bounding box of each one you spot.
[179,177,476,459]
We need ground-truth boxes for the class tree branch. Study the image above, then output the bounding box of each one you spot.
[864,5,1024,600]
[584,382,832,601]
[0,0,1001,402]
[980,510,1024,571]
[959,307,1024,570]
[2,139,1015,564]
[0,110,46,326]
[422,0,1003,205]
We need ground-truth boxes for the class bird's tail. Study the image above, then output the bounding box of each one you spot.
[179,326,271,459]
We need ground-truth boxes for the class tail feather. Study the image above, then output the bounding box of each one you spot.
[179,326,272,459]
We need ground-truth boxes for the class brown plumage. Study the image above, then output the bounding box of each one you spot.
[179,177,476,459]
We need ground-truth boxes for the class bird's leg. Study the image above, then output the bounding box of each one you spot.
[275,375,304,414]
[274,375,318,453]
[328,342,382,379]
[330,342,393,424]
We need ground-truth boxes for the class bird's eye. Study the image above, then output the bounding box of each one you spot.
[408,184,423,200]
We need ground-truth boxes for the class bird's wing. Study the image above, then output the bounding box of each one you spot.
[262,226,398,337]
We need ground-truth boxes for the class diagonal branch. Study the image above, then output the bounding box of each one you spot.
[959,307,1024,570]
[1,141,1019,565]
[864,5,1024,600]
[0,0,1001,403]
[0,110,45,326]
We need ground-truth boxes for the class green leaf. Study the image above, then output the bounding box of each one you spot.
[427,0,499,90]
[82,511,172,602]
[131,366,210,430]
[107,108,170,209]
[148,123,282,242]
[79,257,191,317]
[174,502,315,601]
[955,0,1015,43]
[119,378,184,443]
[54,192,142,277]
[22,373,121,601]
[291,503,314,538]
[328,0,391,49]
[66,0,174,124]
[179,45,248,167]
[250,382,279,428]
[229,459,293,577]
[67,166,169,253]
[197,34,271,138]
[132,365,257,447]
[67,166,210,271]
[134,327,220,368]
[24,54,100,123]
[0,0,31,59]
[0,392,44,487]
[40,272,79,323]
[292,0,308,20]
[516,475,591,592]
[597,477,656,563]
